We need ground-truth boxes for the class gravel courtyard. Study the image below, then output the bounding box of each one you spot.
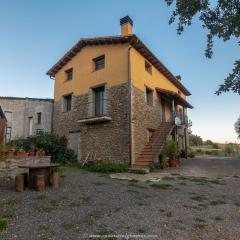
[0,158,240,240]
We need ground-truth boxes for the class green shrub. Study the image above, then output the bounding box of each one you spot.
[0,218,8,232]
[86,163,129,173]
[14,132,76,164]
[188,149,195,158]
[163,140,179,159]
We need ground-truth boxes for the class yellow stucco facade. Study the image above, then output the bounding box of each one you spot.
[54,43,187,102]
[54,44,130,101]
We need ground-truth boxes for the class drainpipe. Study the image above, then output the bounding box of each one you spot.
[128,46,133,166]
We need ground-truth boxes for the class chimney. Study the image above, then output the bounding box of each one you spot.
[120,16,133,35]
[176,75,182,81]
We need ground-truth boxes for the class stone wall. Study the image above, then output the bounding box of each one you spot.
[0,97,53,141]
[0,156,51,179]
[131,86,164,163]
[53,83,130,164]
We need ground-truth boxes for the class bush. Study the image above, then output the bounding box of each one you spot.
[163,140,179,159]
[86,162,129,173]
[188,149,195,158]
[14,132,76,164]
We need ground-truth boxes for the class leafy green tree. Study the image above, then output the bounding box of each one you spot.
[189,134,203,146]
[165,0,240,95]
[235,116,240,138]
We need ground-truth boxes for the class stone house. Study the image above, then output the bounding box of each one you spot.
[0,106,7,145]
[47,16,193,168]
[0,97,53,143]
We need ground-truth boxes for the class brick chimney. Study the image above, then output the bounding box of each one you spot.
[120,16,133,35]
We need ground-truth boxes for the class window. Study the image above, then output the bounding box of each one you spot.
[93,86,105,116]
[145,61,152,74]
[5,127,11,144]
[146,87,153,106]
[64,94,72,112]
[93,55,105,71]
[37,112,41,124]
[65,68,73,81]
[29,117,33,135]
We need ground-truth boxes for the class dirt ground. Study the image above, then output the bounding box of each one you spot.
[0,157,240,240]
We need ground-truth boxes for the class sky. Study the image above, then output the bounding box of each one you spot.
[0,0,239,143]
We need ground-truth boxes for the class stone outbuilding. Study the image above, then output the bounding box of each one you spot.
[0,97,53,143]
[0,106,7,144]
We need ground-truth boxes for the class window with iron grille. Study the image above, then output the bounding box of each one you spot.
[37,112,42,124]
[93,55,105,71]
[5,127,11,144]
[146,87,153,106]
[64,94,72,112]
[93,86,105,116]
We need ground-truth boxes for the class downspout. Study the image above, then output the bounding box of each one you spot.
[128,46,133,166]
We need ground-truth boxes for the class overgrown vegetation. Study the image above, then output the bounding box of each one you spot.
[14,132,76,163]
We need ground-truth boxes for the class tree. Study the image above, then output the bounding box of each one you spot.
[165,0,240,95]
[189,133,203,146]
[235,116,240,138]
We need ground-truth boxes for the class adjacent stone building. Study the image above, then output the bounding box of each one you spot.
[47,16,193,168]
[0,97,53,143]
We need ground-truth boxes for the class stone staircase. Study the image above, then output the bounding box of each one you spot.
[132,120,174,168]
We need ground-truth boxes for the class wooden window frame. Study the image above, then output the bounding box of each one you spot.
[37,112,42,124]
[63,94,72,112]
[93,55,105,71]
[65,68,73,81]
[145,61,152,75]
[146,87,153,106]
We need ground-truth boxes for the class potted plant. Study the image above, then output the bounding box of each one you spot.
[160,155,169,169]
[164,140,179,168]
[37,149,45,156]
[0,145,8,159]
[7,146,15,158]
[17,148,27,158]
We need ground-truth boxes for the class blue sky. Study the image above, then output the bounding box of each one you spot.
[0,0,239,143]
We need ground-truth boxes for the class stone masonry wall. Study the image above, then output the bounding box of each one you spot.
[53,83,130,164]
[0,156,51,179]
[131,86,163,163]
[0,117,6,144]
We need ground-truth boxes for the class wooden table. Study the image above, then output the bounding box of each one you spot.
[18,163,59,188]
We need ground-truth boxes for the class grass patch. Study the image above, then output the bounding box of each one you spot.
[150,183,173,190]
[35,194,47,200]
[190,195,208,202]
[162,176,174,180]
[179,182,188,186]
[195,217,206,223]
[183,204,198,209]
[63,222,81,232]
[214,216,223,221]
[171,173,180,176]
[194,223,207,229]
[84,210,102,226]
[0,218,8,233]
[177,176,189,181]
[0,198,22,207]
[95,228,117,240]
[127,189,139,194]
[209,200,227,206]
[86,163,128,173]
[1,212,16,220]
[234,202,240,207]
[129,169,148,174]
[197,203,208,209]
[39,224,49,231]
[137,228,147,234]
[35,205,55,213]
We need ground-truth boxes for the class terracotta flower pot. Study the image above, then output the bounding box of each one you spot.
[17,152,26,158]
[7,151,15,158]
[169,159,177,167]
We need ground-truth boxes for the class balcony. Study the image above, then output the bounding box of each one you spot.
[77,99,112,124]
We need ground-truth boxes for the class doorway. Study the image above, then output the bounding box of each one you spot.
[69,132,79,157]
